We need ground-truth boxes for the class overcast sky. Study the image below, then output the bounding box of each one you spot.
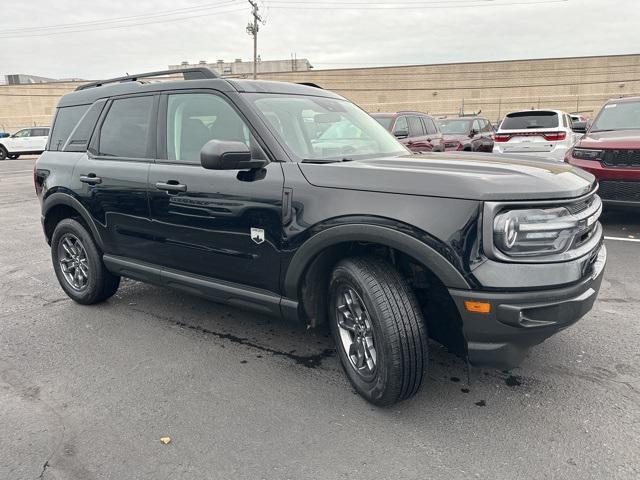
[1,0,639,80]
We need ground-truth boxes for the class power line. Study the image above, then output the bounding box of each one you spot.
[0,3,247,39]
[266,0,568,9]
[2,1,241,33]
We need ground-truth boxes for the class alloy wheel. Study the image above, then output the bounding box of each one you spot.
[335,285,377,378]
[58,233,89,291]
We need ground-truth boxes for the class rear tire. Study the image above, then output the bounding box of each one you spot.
[51,218,120,304]
[0,146,7,160]
[329,256,428,406]
[8,154,19,159]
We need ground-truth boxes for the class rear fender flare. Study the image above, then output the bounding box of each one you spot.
[42,192,104,250]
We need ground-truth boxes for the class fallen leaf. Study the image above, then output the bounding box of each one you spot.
[160,436,171,445]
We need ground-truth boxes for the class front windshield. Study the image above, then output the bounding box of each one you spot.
[591,101,640,132]
[437,119,471,135]
[248,94,408,161]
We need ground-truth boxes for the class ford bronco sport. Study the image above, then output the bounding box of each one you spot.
[35,68,606,406]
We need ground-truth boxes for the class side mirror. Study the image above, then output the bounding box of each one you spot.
[200,140,266,170]
[571,121,587,134]
[394,129,409,139]
[469,129,478,137]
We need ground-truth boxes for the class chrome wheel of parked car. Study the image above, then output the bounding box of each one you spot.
[57,233,89,291]
[335,285,377,377]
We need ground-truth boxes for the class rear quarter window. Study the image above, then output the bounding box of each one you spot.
[48,105,90,151]
[501,111,559,129]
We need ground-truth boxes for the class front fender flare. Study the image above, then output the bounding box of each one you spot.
[283,224,471,299]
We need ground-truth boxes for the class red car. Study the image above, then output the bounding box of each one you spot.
[371,111,445,152]
[565,96,640,208]
[437,116,494,152]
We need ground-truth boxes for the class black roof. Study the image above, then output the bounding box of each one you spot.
[58,68,342,108]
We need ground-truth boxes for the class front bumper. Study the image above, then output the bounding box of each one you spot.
[448,244,607,369]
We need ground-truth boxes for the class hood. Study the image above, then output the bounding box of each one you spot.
[577,129,640,149]
[298,152,595,201]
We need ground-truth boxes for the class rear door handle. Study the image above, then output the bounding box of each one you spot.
[156,181,187,192]
[80,174,102,185]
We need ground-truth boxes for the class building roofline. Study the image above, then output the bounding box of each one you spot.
[291,52,640,74]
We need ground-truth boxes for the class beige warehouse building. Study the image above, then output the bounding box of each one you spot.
[1,53,639,133]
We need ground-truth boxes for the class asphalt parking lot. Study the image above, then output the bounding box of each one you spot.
[1,158,639,480]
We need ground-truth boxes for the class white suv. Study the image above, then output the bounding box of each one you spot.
[0,127,50,160]
[493,110,577,161]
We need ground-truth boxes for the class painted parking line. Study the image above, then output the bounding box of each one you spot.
[605,236,640,243]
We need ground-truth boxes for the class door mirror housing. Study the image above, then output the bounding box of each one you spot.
[394,129,409,139]
[200,140,266,170]
[469,129,478,137]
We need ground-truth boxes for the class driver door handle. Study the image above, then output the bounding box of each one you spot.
[156,181,187,192]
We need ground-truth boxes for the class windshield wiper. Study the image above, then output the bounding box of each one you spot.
[301,157,354,164]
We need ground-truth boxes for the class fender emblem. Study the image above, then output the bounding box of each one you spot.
[251,228,265,245]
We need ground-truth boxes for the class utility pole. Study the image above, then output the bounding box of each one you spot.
[247,0,262,80]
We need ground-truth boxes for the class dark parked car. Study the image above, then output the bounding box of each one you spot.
[437,117,494,152]
[371,111,445,152]
[36,68,606,406]
[565,96,640,207]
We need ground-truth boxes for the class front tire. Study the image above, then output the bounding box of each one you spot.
[51,218,120,304]
[329,257,428,406]
[0,146,7,160]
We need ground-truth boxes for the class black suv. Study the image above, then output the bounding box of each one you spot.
[35,68,606,406]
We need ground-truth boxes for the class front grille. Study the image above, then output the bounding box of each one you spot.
[564,194,597,215]
[602,149,640,168]
[598,180,640,203]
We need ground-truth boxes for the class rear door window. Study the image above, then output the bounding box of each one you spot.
[48,104,90,151]
[31,128,49,137]
[98,96,154,158]
[423,117,437,135]
[407,116,424,137]
[501,111,559,129]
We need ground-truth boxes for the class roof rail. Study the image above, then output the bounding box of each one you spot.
[297,82,323,89]
[75,67,219,91]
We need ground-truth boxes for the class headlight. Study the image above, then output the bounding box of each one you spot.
[572,148,604,160]
[494,207,584,257]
